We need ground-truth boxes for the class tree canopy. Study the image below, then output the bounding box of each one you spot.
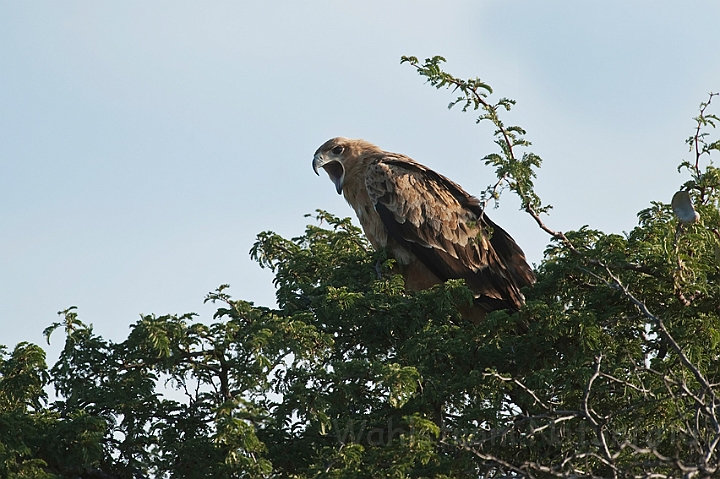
[2,57,720,479]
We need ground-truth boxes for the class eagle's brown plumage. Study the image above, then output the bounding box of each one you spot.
[312,137,535,318]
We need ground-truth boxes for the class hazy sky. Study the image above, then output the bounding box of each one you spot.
[2,2,719,360]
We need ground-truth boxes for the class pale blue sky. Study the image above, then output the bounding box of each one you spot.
[2,2,719,359]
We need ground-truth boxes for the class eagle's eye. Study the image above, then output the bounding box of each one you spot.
[332,146,344,155]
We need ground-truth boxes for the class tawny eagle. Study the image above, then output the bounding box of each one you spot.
[313,137,535,319]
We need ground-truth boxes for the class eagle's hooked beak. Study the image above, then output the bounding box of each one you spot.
[312,153,345,195]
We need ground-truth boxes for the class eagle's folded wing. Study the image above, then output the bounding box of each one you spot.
[366,156,533,311]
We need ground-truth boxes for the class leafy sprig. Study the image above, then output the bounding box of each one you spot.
[679,92,720,205]
[401,55,547,216]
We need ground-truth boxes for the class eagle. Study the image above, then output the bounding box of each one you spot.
[312,137,535,321]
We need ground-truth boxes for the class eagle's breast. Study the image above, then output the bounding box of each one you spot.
[339,160,389,251]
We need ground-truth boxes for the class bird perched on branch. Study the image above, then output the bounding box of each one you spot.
[313,137,535,321]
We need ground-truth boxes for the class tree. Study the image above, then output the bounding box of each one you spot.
[1,56,719,478]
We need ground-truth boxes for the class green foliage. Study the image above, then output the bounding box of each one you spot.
[0,342,105,479]
[1,59,719,478]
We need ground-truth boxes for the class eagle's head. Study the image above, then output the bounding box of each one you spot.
[312,137,381,195]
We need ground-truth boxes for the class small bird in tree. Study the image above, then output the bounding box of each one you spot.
[313,137,535,321]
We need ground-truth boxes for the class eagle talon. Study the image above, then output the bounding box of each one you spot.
[374,259,383,279]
